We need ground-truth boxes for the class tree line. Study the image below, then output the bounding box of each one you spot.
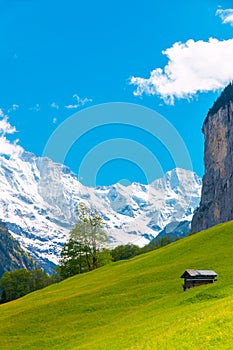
[0,268,60,303]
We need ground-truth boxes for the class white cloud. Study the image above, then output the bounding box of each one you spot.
[52,117,57,124]
[29,104,40,112]
[0,136,22,157]
[8,104,19,113]
[130,38,233,104]
[65,104,80,109]
[73,94,93,105]
[0,112,16,136]
[65,94,93,109]
[50,102,59,109]
[0,113,22,157]
[216,8,233,26]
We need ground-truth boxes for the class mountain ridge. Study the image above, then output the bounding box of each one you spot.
[0,147,201,271]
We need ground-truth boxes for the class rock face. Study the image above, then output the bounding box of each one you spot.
[191,83,233,232]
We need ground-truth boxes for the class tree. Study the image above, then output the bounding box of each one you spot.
[97,248,113,267]
[60,240,89,278]
[0,269,30,302]
[0,269,51,303]
[60,202,109,278]
[207,82,233,118]
[50,266,63,284]
[111,244,141,261]
[29,269,51,291]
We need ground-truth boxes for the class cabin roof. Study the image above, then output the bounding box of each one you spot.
[180,269,218,278]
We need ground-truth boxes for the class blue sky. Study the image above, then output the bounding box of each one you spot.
[0,0,233,186]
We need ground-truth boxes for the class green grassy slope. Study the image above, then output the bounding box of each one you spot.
[0,222,233,350]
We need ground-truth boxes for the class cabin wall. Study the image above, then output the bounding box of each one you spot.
[183,278,215,291]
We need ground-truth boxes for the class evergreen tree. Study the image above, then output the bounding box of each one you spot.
[207,82,233,118]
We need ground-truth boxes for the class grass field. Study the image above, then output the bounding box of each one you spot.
[0,221,233,349]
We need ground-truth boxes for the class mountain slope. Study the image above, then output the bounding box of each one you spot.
[0,221,232,350]
[0,220,38,277]
[0,150,201,271]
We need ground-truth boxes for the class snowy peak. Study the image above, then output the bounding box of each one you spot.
[0,150,201,271]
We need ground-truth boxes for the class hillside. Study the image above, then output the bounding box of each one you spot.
[0,221,233,349]
[0,220,38,277]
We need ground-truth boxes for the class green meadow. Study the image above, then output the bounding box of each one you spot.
[0,221,233,350]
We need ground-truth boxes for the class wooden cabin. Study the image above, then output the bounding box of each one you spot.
[180,269,217,291]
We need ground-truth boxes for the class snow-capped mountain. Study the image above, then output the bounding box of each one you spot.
[0,149,201,271]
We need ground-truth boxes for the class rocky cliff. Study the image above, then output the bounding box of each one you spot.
[191,83,233,232]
